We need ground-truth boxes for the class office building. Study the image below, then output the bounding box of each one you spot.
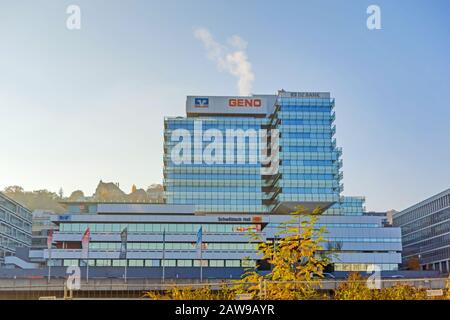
[5,91,402,275]
[2,90,402,278]
[31,210,58,250]
[164,91,341,214]
[393,188,450,272]
[0,192,32,265]
[6,201,400,272]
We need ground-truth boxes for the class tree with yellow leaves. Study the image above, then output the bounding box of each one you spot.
[334,273,429,300]
[144,283,235,300]
[333,273,374,300]
[232,206,330,300]
[377,283,427,300]
[447,274,450,300]
[146,206,329,300]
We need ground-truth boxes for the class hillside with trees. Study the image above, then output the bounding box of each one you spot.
[3,181,165,212]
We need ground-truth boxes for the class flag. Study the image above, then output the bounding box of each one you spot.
[163,229,166,250]
[162,229,166,265]
[196,227,202,248]
[47,230,53,250]
[81,227,90,260]
[119,227,128,259]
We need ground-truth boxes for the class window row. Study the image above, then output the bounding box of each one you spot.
[281,132,332,139]
[169,199,263,205]
[334,263,398,271]
[401,207,450,235]
[394,193,450,226]
[281,119,331,126]
[268,223,380,228]
[167,173,261,179]
[279,105,332,112]
[168,186,261,192]
[89,242,258,251]
[59,223,260,233]
[0,209,32,232]
[281,187,336,194]
[62,259,256,268]
[0,224,32,243]
[403,221,450,245]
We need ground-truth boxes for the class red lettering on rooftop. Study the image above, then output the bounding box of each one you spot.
[228,99,262,107]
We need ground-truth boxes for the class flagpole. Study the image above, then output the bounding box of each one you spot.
[121,227,128,284]
[197,226,203,283]
[200,241,203,283]
[47,247,51,284]
[81,228,90,284]
[86,247,89,284]
[47,230,53,284]
[162,229,166,283]
[124,260,127,283]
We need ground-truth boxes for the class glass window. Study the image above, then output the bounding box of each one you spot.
[242,260,256,267]
[112,260,126,267]
[129,259,144,267]
[225,260,240,267]
[210,260,225,267]
[144,259,158,267]
[63,259,78,267]
[162,259,176,267]
[193,260,208,267]
[96,259,111,267]
[177,259,192,267]
[151,259,160,267]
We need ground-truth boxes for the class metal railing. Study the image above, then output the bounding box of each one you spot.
[0,277,448,300]
[0,277,448,292]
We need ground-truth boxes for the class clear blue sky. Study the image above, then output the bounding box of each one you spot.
[1,0,449,211]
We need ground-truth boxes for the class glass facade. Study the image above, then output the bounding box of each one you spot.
[164,92,342,214]
[164,117,268,213]
[49,213,400,271]
[334,263,398,272]
[62,258,254,268]
[325,196,366,216]
[0,192,32,265]
[393,189,450,272]
[59,222,259,233]
[88,242,258,251]
[276,96,341,206]
[31,210,58,250]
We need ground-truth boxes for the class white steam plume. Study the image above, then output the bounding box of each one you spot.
[194,28,255,96]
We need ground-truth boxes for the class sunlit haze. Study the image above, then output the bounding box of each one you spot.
[1,0,449,211]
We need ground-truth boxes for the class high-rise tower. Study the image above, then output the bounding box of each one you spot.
[164,91,342,214]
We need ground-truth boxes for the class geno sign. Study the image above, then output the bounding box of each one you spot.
[228,98,262,107]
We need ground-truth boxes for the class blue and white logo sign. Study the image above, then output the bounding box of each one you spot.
[194,97,209,108]
[58,215,71,221]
